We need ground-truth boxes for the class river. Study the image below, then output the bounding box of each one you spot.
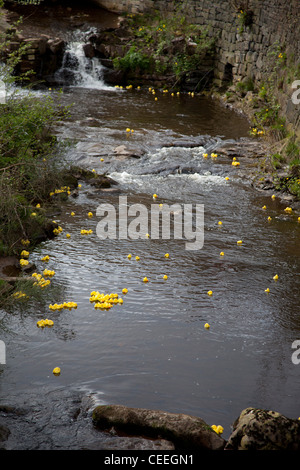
[0,31,300,450]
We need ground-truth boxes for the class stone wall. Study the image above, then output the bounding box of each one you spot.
[95,0,300,126]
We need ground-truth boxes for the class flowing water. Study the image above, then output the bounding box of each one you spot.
[0,31,300,450]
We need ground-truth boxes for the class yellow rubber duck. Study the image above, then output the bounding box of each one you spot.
[53,367,61,376]
[127,254,132,259]
[220,251,224,256]
[262,205,267,210]
[273,274,279,281]
[237,240,243,245]
[204,323,210,329]
[135,256,140,261]
[218,221,223,226]
[122,288,128,294]
[88,212,93,218]
[265,288,270,293]
[143,277,149,282]
[284,207,292,214]
[164,253,169,258]
[211,424,223,435]
[207,290,213,296]
[163,275,168,280]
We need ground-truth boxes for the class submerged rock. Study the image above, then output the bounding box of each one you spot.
[92,404,226,451]
[225,407,300,450]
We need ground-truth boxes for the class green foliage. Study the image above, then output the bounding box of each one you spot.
[113,46,152,72]
[0,8,73,255]
[115,8,215,79]
[0,92,69,166]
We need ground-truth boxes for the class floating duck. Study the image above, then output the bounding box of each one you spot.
[153,193,158,199]
[21,250,29,258]
[262,205,267,210]
[164,253,169,258]
[232,160,240,166]
[267,216,272,221]
[127,254,132,259]
[41,255,50,262]
[204,323,210,329]
[36,203,41,208]
[88,212,93,218]
[143,277,149,282]
[271,194,276,200]
[207,290,213,296]
[237,240,243,245]
[202,153,208,158]
[211,153,218,158]
[71,211,75,216]
[298,217,300,223]
[163,275,168,280]
[284,207,292,214]
[273,274,279,281]
[66,233,71,238]
[49,301,77,310]
[225,176,230,180]
[218,221,223,226]
[265,288,270,293]
[211,425,223,435]
[146,233,150,238]
[135,256,140,261]
[43,269,55,278]
[12,291,28,300]
[20,259,29,266]
[53,367,61,376]
[122,288,128,294]
[220,252,224,256]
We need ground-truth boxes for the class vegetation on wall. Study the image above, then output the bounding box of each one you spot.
[112,7,215,87]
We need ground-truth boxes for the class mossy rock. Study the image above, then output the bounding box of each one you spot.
[226,407,300,450]
[92,404,226,451]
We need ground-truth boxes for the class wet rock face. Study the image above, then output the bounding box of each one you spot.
[225,407,300,450]
[92,404,226,450]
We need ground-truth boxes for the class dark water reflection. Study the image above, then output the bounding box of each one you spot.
[0,86,300,449]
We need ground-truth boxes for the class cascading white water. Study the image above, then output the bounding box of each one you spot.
[55,29,114,90]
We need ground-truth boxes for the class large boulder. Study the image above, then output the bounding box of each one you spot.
[226,407,300,450]
[92,404,226,451]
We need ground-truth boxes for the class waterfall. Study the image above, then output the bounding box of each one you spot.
[55,29,114,90]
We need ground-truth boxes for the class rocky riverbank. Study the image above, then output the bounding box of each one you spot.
[91,404,300,450]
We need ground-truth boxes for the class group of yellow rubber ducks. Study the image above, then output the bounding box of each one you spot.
[89,291,124,310]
